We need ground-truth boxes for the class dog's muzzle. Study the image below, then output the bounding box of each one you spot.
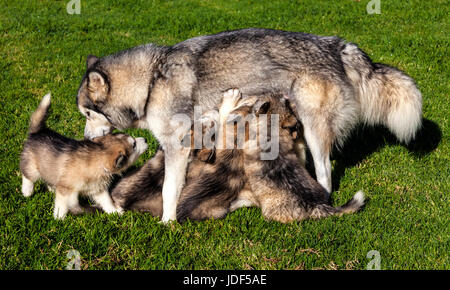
[84,126,113,140]
[84,118,114,139]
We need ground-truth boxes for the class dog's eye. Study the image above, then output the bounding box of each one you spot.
[86,111,91,118]
[133,140,136,149]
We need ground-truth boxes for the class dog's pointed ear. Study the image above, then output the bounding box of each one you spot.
[88,71,107,103]
[253,99,271,115]
[86,55,99,69]
[114,152,128,169]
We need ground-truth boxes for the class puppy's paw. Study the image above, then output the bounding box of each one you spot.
[21,176,34,197]
[115,206,124,215]
[223,88,241,101]
[53,207,68,220]
[220,89,242,122]
[222,89,242,107]
[70,205,85,215]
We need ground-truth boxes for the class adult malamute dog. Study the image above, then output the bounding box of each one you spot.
[77,29,421,222]
[111,89,365,223]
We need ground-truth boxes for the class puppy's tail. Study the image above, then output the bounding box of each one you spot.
[341,42,422,143]
[309,191,365,219]
[29,93,51,134]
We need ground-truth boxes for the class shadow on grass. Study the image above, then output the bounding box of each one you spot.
[324,118,442,192]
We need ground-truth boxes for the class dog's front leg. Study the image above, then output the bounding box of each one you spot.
[161,145,191,223]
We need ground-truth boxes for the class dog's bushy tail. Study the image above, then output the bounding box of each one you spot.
[309,191,365,219]
[29,93,51,134]
[341,42,422,143]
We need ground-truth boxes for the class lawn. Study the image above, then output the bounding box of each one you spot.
[0,0,448,270]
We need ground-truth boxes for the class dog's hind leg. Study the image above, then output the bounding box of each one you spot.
[20,157,40,197]
[291,78,334,193]
[302,125,332,194]
[291,75,358,194]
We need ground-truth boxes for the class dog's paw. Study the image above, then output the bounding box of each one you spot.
[220,89,242,122]
[160,210,179,224]
[115,206,124,215]
[21,176,34,197]
[222,88,241,106]
[53,207,68,220]
[223,88,241,101]
[159,216,177,226]
[70,205,85,215]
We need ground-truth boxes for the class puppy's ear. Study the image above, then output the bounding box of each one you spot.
[282,115,298,128]
[114,152,128,169]
[196,148,216,163]
[87,71,108,103]
[86,55,99,69]
[253,100,270,115]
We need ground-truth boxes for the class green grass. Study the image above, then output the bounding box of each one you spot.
[0,0,448,270]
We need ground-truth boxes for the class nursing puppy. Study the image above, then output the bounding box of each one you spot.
[111,90,365,223]
[20,93,148,219]
[111,125,246,221]
[225,90,365,222]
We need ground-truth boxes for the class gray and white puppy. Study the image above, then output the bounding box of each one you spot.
[20,93,148,219]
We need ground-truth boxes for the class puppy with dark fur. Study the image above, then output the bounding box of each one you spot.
[20,93,148,219]
[111,132,246,220]
[111,89,364,223]
[224,89,365,222]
